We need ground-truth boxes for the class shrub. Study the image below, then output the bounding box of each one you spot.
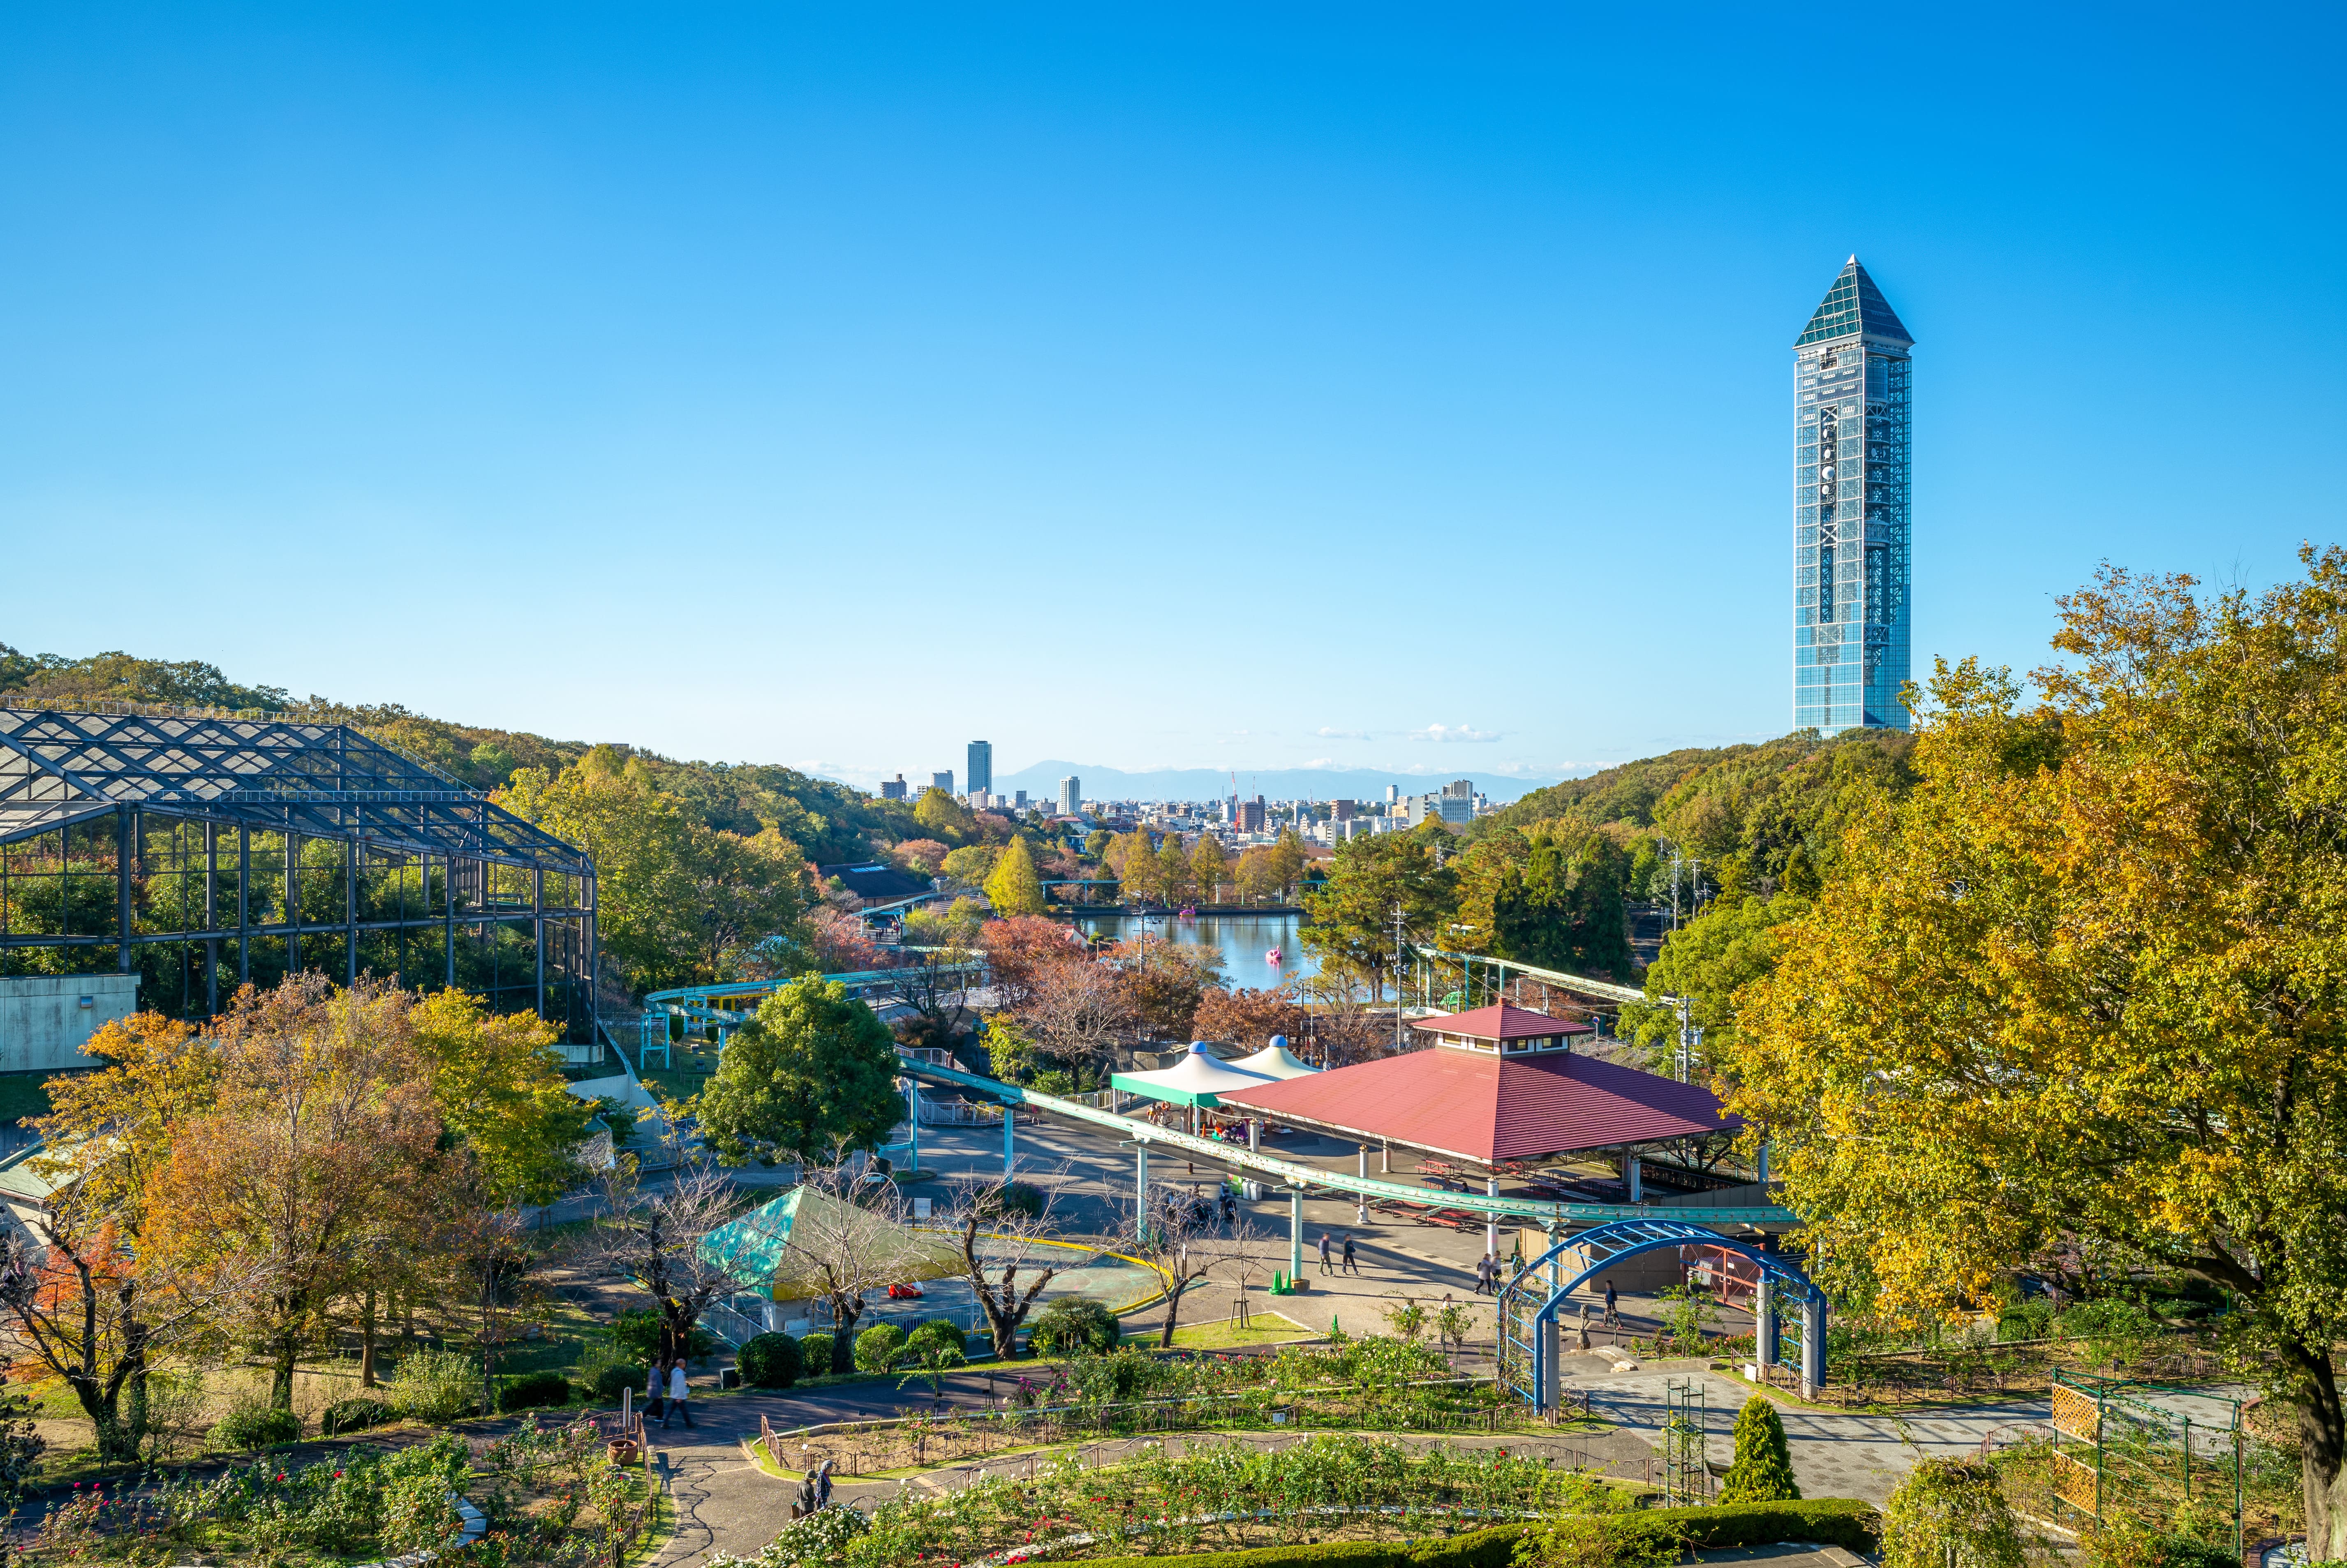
[738,1333,803,1390]
[610,1309,716,1364]
[591,1362,649,1404]
[322,1396,396,1436]
[1718,1395,1800,1503]
[1882,1459,2024,1568]
[800,1332,836,1375]
[1029,1295,1120,1356]
[908,1319,973,1360]
[211,1402,302,1450]
[854,1323,908,1371]
[498,1370,572,1412]
[389,1348,485,1423]
[1609,1499,1880,1556]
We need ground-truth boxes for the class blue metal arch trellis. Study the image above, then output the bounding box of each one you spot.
[1496,1217,1827,1408]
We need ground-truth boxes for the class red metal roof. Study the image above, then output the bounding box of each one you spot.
[1217,1048,1739,1164]
[1409,1004,1593,1042]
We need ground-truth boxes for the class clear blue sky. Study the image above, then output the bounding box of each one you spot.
[5,4,2341,791]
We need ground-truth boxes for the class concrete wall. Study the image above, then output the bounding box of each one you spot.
[0,974,138,1074]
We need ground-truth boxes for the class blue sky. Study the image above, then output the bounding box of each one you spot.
[4,4,2341,791]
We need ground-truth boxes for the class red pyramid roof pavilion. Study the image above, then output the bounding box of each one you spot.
[1217,1011,1737,1166]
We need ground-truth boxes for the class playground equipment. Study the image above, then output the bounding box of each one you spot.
[1496,1217,1827,1407]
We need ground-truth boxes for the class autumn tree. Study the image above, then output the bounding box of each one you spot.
[1112,935,1223,1042]
[1729,552,2347,1556]
[412,990,596,1207]
[10,1011,240,1459]
[695,975,904,1163]
[1018,958,1138,1074]
[1193,986,1304,1049]
[913,787,973,843]
[144,976,449,1411]
[980,914,1083,1009]
[1127,1184,1218,1347]
[982,837,1047,916]
[1189,835,1228,903]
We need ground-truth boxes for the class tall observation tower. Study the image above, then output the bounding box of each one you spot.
[1793,257,1912,734]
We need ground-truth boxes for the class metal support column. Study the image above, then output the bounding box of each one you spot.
[1486,1175,1500,1258]
[532,866,546,1018]
[115,806,135,974]
[1002,1099,1015,1179]
[237,826,250,984]
[444,851,456,988]
[345,836,358,985]
[1248,1119,1260,1152]
[1288,1187,1304,1282]
[204,822,219,1015]
[904,1080,920,1174]
[1356,1147,1369,1223]
[285,831,301,976]
[1380,1138,1389,1174]
[1799,1294,1825,1398]
[1135,1143,1149,1227]
[1757,1142,1771,1184]
[1755,1280,1777,1369]
[1627,1156,1642,1203]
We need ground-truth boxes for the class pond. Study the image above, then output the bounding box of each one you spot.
[1072,912,1315,993]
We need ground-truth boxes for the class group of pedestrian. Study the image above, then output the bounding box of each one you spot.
[642,1359,695,1430]
[1315,1232,1362,1274]
[794,1457,837,1517]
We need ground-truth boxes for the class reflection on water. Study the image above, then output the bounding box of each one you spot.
[1074,912,1313,994]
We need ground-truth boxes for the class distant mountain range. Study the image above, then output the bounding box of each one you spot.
[985,761,1577,805]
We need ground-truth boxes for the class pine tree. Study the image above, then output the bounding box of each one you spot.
[1718,1393,1801,1502]
[982,837,1048,917]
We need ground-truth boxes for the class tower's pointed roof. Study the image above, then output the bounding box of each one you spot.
[1796,255,1912,347]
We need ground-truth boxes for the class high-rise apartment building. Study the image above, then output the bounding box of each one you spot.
[1794,257,1913,735]
[1058,776,1081,815]
[967,741,992,797]
[880,774,907,801]
[932,770,954,794]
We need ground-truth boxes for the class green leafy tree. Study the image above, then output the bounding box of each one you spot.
[1454,825,1635,980]
[696,976,903,1163]
[1616,893,1810,1071]
[500,754,700,992]
[1154,837,1195,904]
[982,838,1047,916]
[1730,553,2347,1556]
[1270,826,1306,897]
[1880,1459,2024,1568]
[939,844,1000,886]
[1300,833,1456,999]
[411,990,597,1207]
[913,787,973,843]
[1718,1395,1800,1501]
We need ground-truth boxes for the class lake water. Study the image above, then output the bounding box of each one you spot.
[1073,911,1314,993]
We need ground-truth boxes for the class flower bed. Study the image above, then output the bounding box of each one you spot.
[15,1417,662,1568]
[720,1434,1632,1568]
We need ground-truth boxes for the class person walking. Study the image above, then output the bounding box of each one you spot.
[1341,1234,1360,1274]
[1473,1253,1493,1295]
[815,1457,836,1508]
[1603,1279,1619,1326]
[1318,1233,1334,1275]
[643,1362,664,1426]
[661,1359,694,1429]
[795,1470,818,1519]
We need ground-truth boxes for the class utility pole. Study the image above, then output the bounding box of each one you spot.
[1392,901,1408,1055]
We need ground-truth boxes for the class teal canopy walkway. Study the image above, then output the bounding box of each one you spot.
[1496,1217,1827,1407]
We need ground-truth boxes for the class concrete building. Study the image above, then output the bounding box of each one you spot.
[932,770,954,795]
[967,741,993,797]
[1058,776,1081,816]
[0,974,138,1074]
[880,774,908,801]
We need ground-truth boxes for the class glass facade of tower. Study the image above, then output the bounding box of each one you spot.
[1793,259,1912,735]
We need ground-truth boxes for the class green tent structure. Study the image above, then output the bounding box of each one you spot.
[696,1183,965,1302]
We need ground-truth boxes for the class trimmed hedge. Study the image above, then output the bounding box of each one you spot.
[212,1404,302,1450]
[1077,1498,1882,1568]
[592,1362,649,1404]
[739,1333,803,1390]
[497,1370,573,1412]
[321,1395,395,1436]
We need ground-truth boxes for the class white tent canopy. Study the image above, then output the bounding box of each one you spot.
[1230,1036,1318,1080]
[1111,1041,1276,1108]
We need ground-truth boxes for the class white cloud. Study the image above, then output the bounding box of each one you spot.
[1409,723,1502,744]
[1315,726,1372,740]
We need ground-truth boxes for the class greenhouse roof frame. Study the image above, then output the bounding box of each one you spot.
[0,703,587,874]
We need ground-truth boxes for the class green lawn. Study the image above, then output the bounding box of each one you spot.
[1164,1313,1316,1350]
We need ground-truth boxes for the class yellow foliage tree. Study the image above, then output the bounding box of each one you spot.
[982,838,1047,917]
[1729,551,2347,1555]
